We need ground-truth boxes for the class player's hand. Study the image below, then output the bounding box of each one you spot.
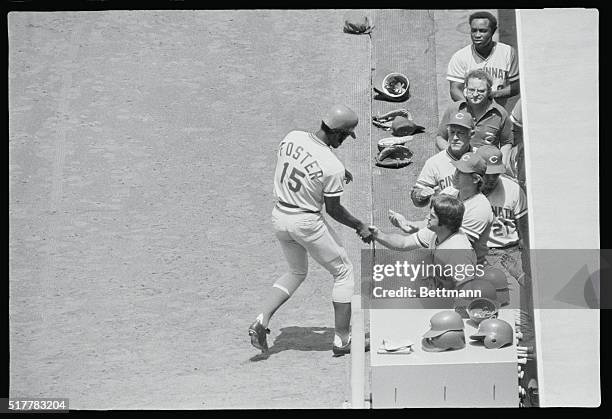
[344,169,353,184]
[388,209,406,228]
[417,185,439,199]
[388,210,419,234]
[356,224,373,243]
[367,225,380,239]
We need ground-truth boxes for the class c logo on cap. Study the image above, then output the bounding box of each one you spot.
[461,154,471,161]
[489,156,499,164]
[455,113,464,119]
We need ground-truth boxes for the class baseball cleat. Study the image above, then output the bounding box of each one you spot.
[332,335,371,356]
[248,320,270,353]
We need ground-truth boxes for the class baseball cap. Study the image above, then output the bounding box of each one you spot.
[447,111,474,130]
[451,151,486,175]
[475,145,505,174]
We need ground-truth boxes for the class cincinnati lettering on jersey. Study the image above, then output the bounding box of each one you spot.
[482,67,509,84]
[439,176,454,190]
[278,140,324,179]
[492,206,514,220]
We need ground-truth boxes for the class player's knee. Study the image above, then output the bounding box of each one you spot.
[274,270,307,297]
[291,267,308,281]
[325,255,352,280]
[332,277,354,303]
[336,259,353,282]
[330,256,354,303]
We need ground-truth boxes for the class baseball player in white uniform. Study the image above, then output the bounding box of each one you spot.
[249,104,372,356]
[370,194,477,290]
[390,152,493,265]
[475,145,529,252]
[447,11,519,108]
[411,111,473,207]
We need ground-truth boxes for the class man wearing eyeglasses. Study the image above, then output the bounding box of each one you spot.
[435,69,513,171]
[447,11,520,108]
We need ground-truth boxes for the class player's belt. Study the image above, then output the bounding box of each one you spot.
[276,201,320,214]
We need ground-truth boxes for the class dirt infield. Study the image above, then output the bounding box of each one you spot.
[9,10,495,409]
[9,10,374,409]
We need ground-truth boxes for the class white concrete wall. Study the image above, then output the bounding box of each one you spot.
[516,8,600,407]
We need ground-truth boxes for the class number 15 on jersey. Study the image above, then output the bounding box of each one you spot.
[280,163,306,192]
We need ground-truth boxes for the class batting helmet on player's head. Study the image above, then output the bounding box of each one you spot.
[322,104,358,138]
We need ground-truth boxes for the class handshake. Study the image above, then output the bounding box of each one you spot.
[356,224,374,244]
[356,210,419,244]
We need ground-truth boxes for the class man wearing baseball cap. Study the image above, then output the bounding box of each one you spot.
[446,151,494,264]
[411,111,473,207]
[389,151,493,265]
[435,70,513,167]
[475,145,529,258]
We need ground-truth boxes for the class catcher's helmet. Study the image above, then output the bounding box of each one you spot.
[373,69,410,101]
[422,310,464,339]
[482,267,510,306]
[322,104,358,138]
[422,330,466,352]
[470,318,514,349]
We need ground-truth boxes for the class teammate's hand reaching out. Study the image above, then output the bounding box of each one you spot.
[416,185,440,200]
[388,210,419,234]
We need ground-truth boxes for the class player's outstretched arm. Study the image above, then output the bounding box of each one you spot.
[324,196,371,242]
[368,226,420,251]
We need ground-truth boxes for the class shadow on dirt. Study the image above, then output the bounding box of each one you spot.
[249,326,334,362]
[373,91,411,103]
